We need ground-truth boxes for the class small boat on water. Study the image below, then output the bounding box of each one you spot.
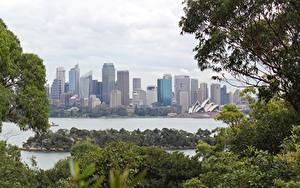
[50,122,59,127]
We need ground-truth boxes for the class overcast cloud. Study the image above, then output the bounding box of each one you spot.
[0,0,219,90]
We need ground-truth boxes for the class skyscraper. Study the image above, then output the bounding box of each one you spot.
[221,85,229,105]
[146,86,157,106]
[102,63,115,104]
[110,90,121,108]
[163,74,172,92]
[50,79,62,101]
[117,70,130,106]
[69,64,80,95]
[79,71,92,99]
[233,89,241,105]
[132,89,147,106]
[133,78,141,91]
[91,80,102,100]
[210,83,221,105]
[197,82,209,103]
[89,95,101,110]
[191,79,198,105]
[157,78,172,106]
[64,82,70,93]
[174,75,190,106]
[56,67,65,94]
[179,91,189,113]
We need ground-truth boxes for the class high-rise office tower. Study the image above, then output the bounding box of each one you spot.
[133,78,141,91]
[117,71,130,106]
[233,89,241,105]
[110,90,121,108]
[174,75,190,106]
[64,82,70,93]
[50,79,62,100]
[56,67,66,94]
[157,78,172,106]
[79,71,92,99]
[210,83,221,105]
[146,86,157,106]
[221,85,229,105]
[69,64,80,95]
[163,74,172,92]
[91,80,102,100]
[179,91,189,113]
[191,79,198,105]
[102,63,115,104]
[89,95,101,110]
[197,82,209,103]
[132,89,147,106]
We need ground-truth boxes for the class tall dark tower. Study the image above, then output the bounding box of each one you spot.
[102,63,115,104]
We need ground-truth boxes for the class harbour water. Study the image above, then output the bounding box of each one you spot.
[1,118,225,169]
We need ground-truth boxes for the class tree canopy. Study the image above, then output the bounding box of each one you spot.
[180,0,300,112]
[0,19,48,133]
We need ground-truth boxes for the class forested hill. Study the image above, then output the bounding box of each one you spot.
[23,127,214,151]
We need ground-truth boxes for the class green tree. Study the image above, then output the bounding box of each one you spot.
[215,104,245,126]
[0,141,38,188]
[0,19,48,133]
[180,0,300,112]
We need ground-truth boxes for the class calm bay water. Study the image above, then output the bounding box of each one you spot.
[0,118,225,170]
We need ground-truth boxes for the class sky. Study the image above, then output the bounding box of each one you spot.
[0,0,226,90]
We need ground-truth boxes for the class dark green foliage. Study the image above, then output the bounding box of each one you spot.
[0,19,48,133]
[180,0,300,112]
[42,141,202,188]
[216,99,300,154]
[0,141,38,188]
[185,95,300,187]
[24,128,213,151]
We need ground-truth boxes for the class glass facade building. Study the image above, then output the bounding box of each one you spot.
[157,79,172,106]
[69,64,80,95]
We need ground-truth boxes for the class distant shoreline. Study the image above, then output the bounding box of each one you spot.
[20,146,197,153]
[49,113,217,119]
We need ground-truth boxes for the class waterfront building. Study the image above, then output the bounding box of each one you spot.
[179,91,189,113]
[197,82,209,103]
[132,89,147,106]
[221,85,229,105]
[79,71,92,99]
[102,63,115,104]
[56,67,66,94]
[210,83,221,106]
[157,78,172,106]
[163,74,172,92]
[233,89,241,105]
[146,86,157,106]
[64,82,69,93]
[117,71,130,106]
[60,92,72,107]
[89,95,101,109]
[174,75,190,106]
[110,89,122,108]
[191,78,198,105]
[91,80,102,100]
[133,78,141,91]
[50,79,62,101]
[69,64,80,95]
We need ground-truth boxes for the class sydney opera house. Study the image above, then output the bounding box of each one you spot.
[188,99,219,114]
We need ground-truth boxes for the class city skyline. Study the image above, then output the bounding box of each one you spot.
[0,0,217,89]
[48,63,238,95]
[49,63,242,114]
